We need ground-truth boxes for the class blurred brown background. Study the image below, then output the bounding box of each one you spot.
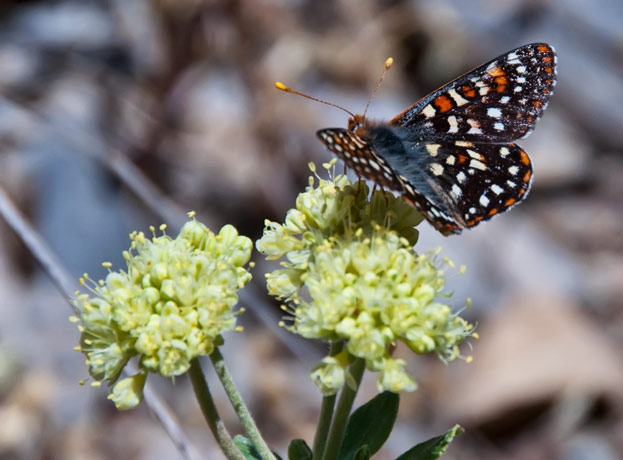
[0,0,621,459]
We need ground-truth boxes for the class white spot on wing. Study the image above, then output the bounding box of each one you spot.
[422,104,436,118]
[426,144,440,157]
[516,65,526,74]
[467,149,483,160]
[491,184,504,195]
[500,147,510,157]
[449,89,469,106]
[467,119,482,134]
[494,122,505,131]
[470,159,487,170]
[430,163,444,176]
[447,116,459,134]
[456,171,467,184]
[451,184,462,197]
[508,165,519,175]
[479,194,490,207]
[487,107,502,118]
[446,155,455,165]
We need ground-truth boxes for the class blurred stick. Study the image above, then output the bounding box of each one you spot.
[0,186,202,460]
[0,93,189,229]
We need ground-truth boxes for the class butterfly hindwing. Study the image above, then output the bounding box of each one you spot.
[391,140,533,233]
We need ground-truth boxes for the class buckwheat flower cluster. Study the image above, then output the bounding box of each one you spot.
[257,162,474,395]
[72,213,253,409]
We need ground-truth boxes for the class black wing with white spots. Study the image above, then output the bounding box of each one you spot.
[391,43,557,143]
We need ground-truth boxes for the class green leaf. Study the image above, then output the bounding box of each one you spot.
[288,439,312,460]
[234,435,262,460]
[338,391,400,460]
[394,425,464,460]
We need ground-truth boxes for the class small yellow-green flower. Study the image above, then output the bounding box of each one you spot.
[72,213,253,409]
[257,162,474,395]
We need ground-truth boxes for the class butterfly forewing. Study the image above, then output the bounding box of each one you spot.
[317,128,406,192]
[391,43,557,143]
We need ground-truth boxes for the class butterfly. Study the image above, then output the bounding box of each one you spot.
[279,43,557,235]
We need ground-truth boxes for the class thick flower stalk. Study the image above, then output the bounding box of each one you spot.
[257,161,475,395]
[72,212,253,409]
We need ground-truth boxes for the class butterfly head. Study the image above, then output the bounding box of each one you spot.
[347,113,372,136]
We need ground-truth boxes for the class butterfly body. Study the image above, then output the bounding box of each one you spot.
[317,43,557,235]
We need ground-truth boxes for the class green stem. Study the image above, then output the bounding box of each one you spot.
[312,341,344,460]
[210,347,275,460]
[321,358,366,460]
[188,359,245,460]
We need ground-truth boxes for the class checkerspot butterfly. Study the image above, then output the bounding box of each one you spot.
[277,43,557,235]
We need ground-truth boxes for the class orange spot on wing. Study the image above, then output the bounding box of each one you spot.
[487,67,505,77]
[543,56,552,63]
[523,170,532,182]
[469,216,484,225]
[537,44,550,53]
[488,208,499,216]
[434,95,453,113]
[545,67,553,74]
[494,76,507,92]
[458,154,468,164]
[504,198,516,207]
[462,86,476,98]
[533,100,542,108]
[519,150,530,165]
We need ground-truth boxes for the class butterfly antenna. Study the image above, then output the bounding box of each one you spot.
[275,81,356,118]
[362,57,394,118]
